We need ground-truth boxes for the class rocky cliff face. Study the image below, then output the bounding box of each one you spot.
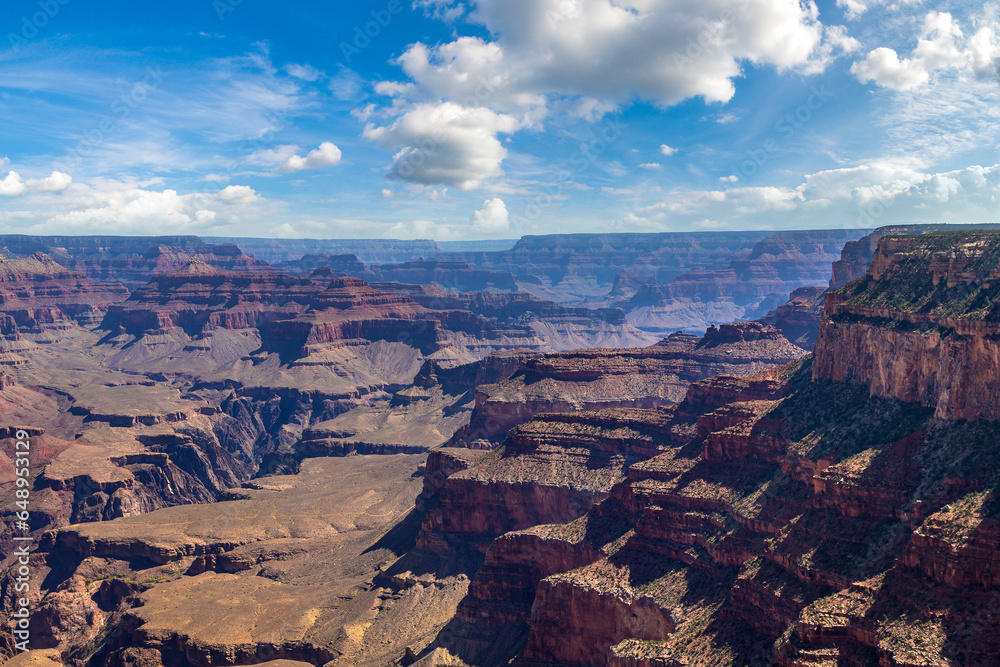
[827,223,1000,289]
[419,408,677,555]
[405,231,1000,666]
[101,265,549,375]
[419,354,1000,665]
[617,229,865,332]
[14,230,1000,666]
[759,285,826,350]
[375,283,658,351]
[815,230,1000,421]
[272,252,375,279]
[0,235,272,290]
[371,259,518,292]
[448,322,806,448]
[444,231,772,305]
[0,252,128,333]
[203,236,445,264]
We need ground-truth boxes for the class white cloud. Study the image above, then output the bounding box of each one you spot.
[805,24,862,74]
[626,161,1000,230]
[720,174,740,182]
[852,11,1000,89]
[329,67,366,101]
[852,47,929,90]
[246,142,342,173]
[284,63,324,81]
[414,0,467,22]
[246,144,301,166]
[0,170,72,197]
[281,142,343,172]
[423,0,844,107]
[659,144,678,157]
[836,0,922,21]
[0,172,25,197]
[470,197,510,234]
[0,177,268,234]
[27,171,72,193]
[216,184,262,205]
[365,0,856,190]
[639,162,662,170]
[969,19,1000,79]
[363,102,520,190]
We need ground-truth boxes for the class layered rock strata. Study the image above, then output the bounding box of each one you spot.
[405,232,1000,666]
[616,229,866,332]
[759,285,826,350]
[815,230,1000,421]
[0,235,271,290]
[0,253,128,332]
[448,323,806,448]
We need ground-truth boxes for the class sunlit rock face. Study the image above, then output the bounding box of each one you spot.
[815,231,1000,421]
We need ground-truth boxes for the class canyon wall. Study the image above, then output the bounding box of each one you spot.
[815,231,1000,421]
[448,322,806,448]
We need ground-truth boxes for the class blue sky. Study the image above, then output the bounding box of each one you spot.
[0,0,997,239]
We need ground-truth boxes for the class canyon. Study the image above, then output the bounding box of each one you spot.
[2,227,999,666]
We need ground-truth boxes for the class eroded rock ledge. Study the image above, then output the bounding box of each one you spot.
[815,231,1000,421]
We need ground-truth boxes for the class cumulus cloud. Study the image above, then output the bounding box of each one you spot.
[0,177,267,234]
[246,144,299,166]
[363,103,519,190]
[470,197,510,234]
[0,172,25,197]
[365,0,855,190]
[246,142,342,173]
[639,163,662,170]
[0,170,73,197]
[852,47,929,90]
[281,142,343,172]
[659,144,678,157]
[411,0,846,107]
[29,171,73,193]
[969,18,1000,79]
[852,11,1000,89]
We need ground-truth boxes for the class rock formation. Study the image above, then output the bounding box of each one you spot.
[815,230,1000,421]
[0,252,128,333]
[375,283,659,351]
[759,285,826,350]
[447,323,806,448]
[0,236,272,290]
[371,259,517,292]
[828,223,1000,289]
[15,229,1000,666]
[616,229,866,332]
[407,229,1000,666]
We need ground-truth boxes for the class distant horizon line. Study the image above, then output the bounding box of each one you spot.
[5,222,1000,242]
